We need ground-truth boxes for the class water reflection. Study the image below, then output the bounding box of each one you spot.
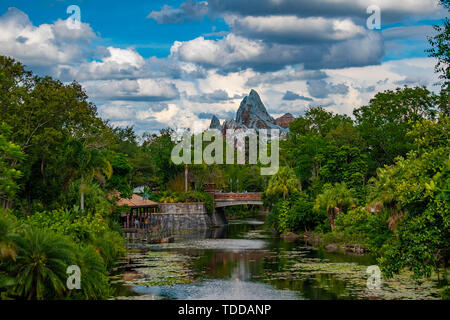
[133,279,301,300]
[117,218,438,300]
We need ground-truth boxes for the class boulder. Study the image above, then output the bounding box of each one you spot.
[281,232,299,241]
[343,243,366,254]
[325,244,339,251]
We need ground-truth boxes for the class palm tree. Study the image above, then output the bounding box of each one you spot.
[265,167,301,201]
[314,182,355,231]
[69,245,110,300]
[368,166,402,230]
[13,227,75,300]
[65,139,113,212]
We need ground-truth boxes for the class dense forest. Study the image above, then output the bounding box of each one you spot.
[0,2,449,300]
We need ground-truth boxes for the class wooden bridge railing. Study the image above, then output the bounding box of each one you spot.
[214,192,262,201]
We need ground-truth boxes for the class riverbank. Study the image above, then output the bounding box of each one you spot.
[301,231,368,255]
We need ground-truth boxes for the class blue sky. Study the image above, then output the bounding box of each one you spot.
[0,0,446,134]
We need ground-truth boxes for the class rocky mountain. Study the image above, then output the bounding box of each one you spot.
[236,89,279,130]
[275,113,295,129]
[209,115,222,130]
[208,89,288,133]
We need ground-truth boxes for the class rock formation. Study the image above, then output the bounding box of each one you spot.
[208,89,289,133]
[275,113,295,129]
[209,115,222,130]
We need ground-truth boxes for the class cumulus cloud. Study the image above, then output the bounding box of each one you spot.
[170,31,384,72]
[148,0,209,24]
[0,7,95,69]
[99,105,136,121]
[83,79,179,102]
[137,104,206,131]
[57,47,147,81]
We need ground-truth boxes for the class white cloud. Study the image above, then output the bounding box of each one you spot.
[170,30,384,72]
[83,78,179,102]
[171,34,265,68]
[0,8,95,67]
[58,46,147,81]
[99,105,136,121]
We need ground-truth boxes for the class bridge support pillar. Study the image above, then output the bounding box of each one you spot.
[211,207,228,226]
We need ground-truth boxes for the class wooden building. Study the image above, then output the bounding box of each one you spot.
[116,194,160,231]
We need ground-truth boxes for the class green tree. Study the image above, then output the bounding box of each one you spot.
[264,167,301,204]
[143,129,182,189]
[0,123,24,209]
[354,87,444,174]
[375,116,450,278]
[314,182,356,231]
[64,139,112,212]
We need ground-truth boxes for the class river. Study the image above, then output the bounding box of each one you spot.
[112,216,441,300]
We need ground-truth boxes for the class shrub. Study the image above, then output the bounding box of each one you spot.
[268,192,323,233]
[12,227,76,300]
[334,207,392,252]
[68,245,111,300]
[25,209,109,242]
[91,230,126,270]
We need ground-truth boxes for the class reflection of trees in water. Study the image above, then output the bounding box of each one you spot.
[200,250,270,280]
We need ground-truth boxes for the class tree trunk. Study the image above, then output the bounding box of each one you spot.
[328,209,336,231]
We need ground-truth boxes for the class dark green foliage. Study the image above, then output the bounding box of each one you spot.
[353,87,441,174]
[334,208,392,253]
[69,245,111,300]
[12,227,76,300]
[268,192,323,233]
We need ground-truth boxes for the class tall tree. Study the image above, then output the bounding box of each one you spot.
[64,139,112,212]
[264,167,301,205]
[353,87,442,175]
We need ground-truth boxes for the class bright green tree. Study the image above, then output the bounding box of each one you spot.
[264,167,301,204]
[314,182,356,230]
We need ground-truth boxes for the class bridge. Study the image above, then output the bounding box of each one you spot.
[213,192,263,208]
